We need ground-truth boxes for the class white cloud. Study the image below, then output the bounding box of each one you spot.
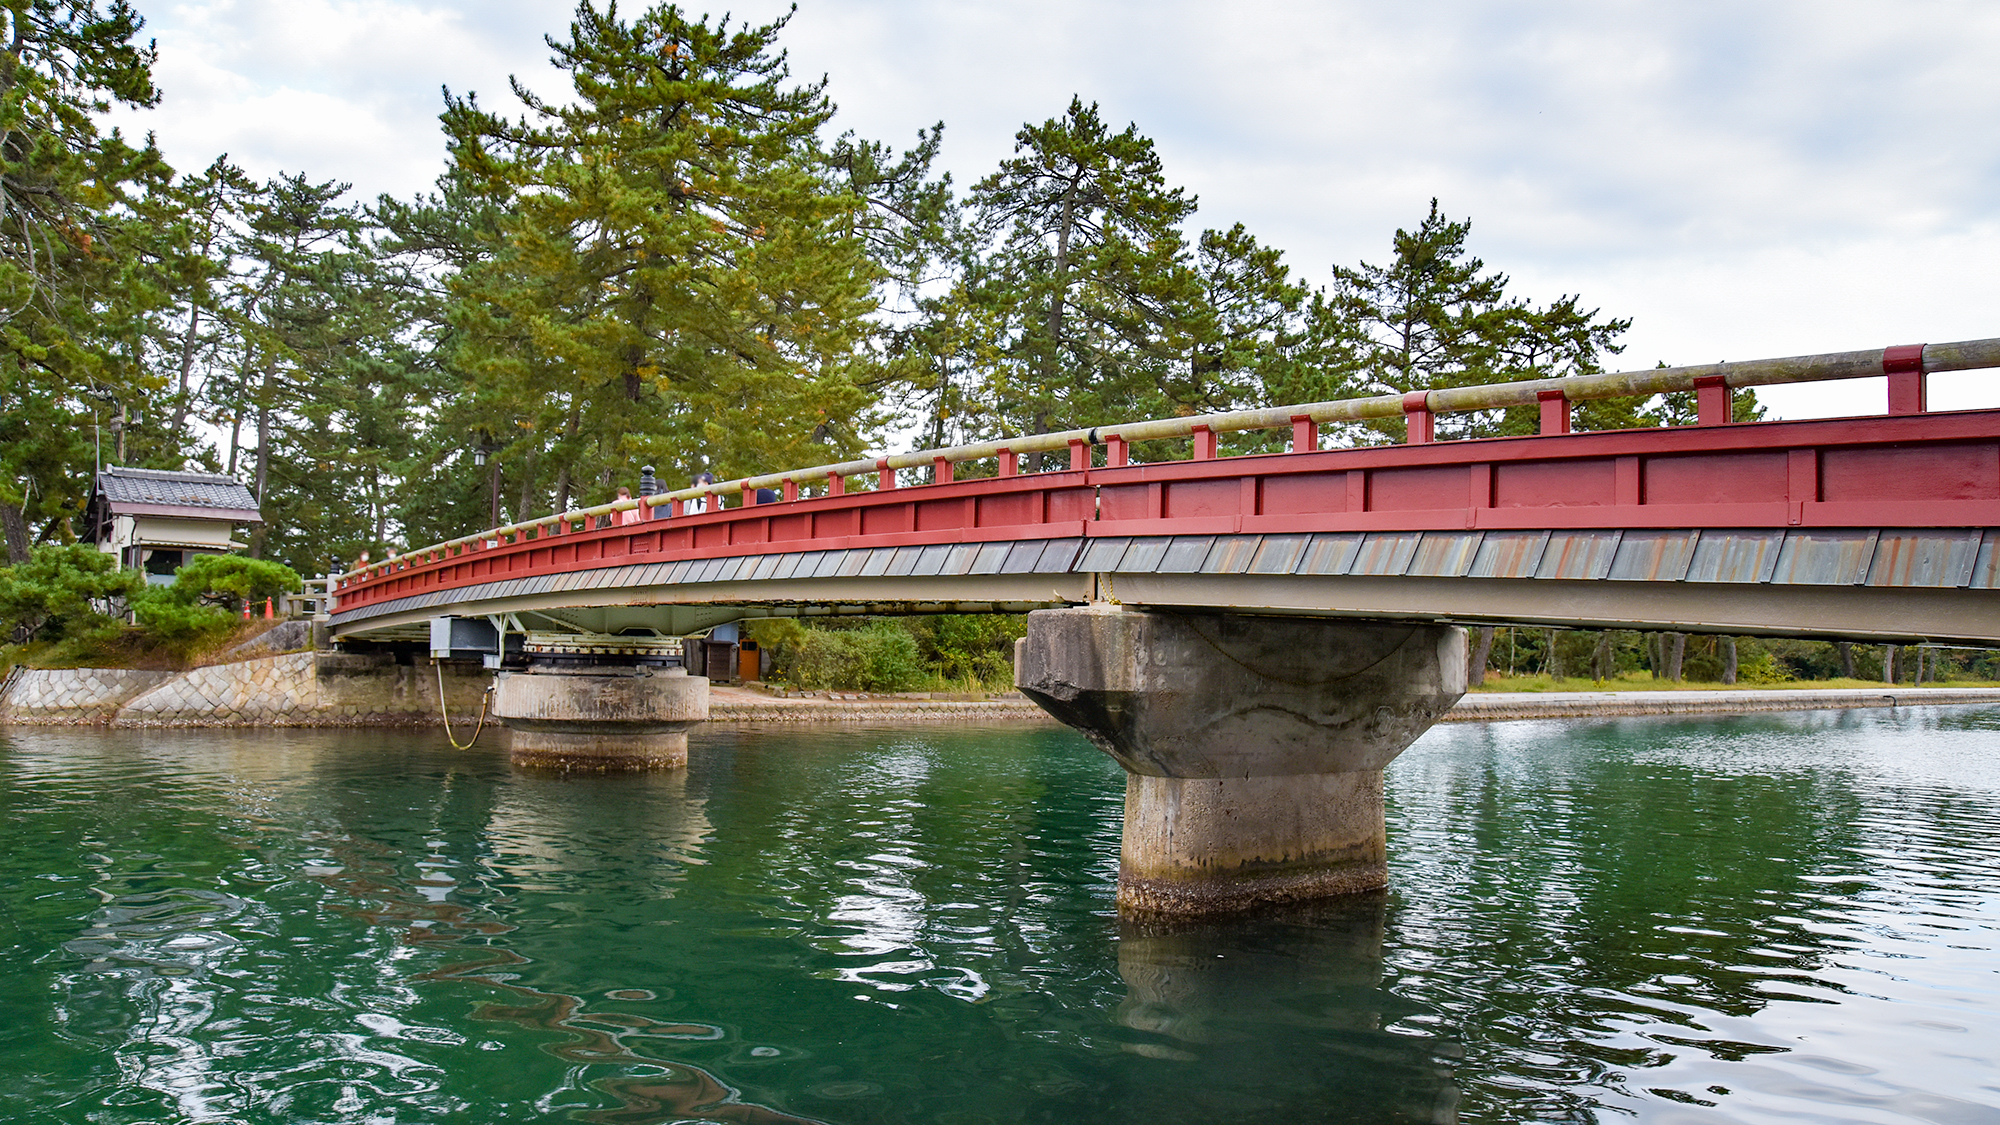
[107,0,2000,414]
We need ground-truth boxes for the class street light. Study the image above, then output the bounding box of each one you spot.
[471,436,502,527]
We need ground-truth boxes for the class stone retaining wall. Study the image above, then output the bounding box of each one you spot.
[0,667,176,724]
[1,654,491,728]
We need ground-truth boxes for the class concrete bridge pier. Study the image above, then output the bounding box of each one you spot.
[492,663,709,771]
[1016,606,1465,915]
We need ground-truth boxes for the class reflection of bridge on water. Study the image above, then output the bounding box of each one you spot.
[329,337,2000,915]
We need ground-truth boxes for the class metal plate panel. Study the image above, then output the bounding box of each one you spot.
[858,548,896,578]
[1770,530,1878,586]
[1159,536,1215,573]
[1077,537,1131,571]
[1685,531,1782,584]
[769,553,810,581]
[1118,537,1173,573]
[716,557,755,583]
[638,563,675,587]
[886,546,925,577]
[1407,532,1483,577]
[1201,536,1263,574]
[836,550,873,578]
[1350,533,1422,577]
[1607,530,1697,582]
[1247,534,1310,575]
[1036,538,1085,573]
[913,544,954,577]
[747,554,784,582]
[1537,531,1623,580]
[811,551,849,579]
[682,559,719,584]
[1469,531,1550,579]
[1866,530,1983,588]
[969,542,1013,575]
[942,543,982,575]
[1001,541,1046,574]
[1297,533,1363,576]
[1971,531,2000,590]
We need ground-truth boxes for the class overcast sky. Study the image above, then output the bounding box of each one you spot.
[108,0,2000,420]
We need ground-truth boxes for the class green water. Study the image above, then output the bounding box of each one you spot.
[3,707,1998,1124]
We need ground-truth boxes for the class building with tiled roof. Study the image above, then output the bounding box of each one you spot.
[85,467,263,584]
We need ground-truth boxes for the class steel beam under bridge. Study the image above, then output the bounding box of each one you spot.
[330,525,2000,645]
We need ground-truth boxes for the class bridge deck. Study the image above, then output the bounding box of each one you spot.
[330,409,2000,645]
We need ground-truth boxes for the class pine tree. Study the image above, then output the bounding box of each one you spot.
[439,2,881,510]
[0,0,174,561]
[962,98,1196,452]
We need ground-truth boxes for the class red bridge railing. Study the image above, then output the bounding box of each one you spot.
[334,337,2000,613]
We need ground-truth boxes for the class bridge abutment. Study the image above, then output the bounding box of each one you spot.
[1016,606,1464,914]
[492,665,708,770]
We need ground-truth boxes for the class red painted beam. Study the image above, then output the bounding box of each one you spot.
[333,409,2000,612]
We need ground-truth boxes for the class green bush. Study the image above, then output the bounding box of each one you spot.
[129,554,302,648]
[162,554,301,613]
[0,544,142,643]
[784,621,929,692]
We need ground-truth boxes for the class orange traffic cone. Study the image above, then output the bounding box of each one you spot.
[264,597,274,619]
[241,599,251,619]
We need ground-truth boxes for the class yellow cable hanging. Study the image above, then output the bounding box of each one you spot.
[436,660,493,751]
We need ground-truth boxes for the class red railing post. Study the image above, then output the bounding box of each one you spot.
[998,448,1018,477]
[1695,375,1731,425]
[1403,392,1434,444]
[1191,424,1217,460]
[1884,344,1927,415]
[829,472,845,496]
[1290,415,1317,453]
[1537,389,1571,435]
[1106,435,1129,467]
[933,456,953,485]
[877,459,898,490]
[782,478,798,502]
[1068,438,1090,471]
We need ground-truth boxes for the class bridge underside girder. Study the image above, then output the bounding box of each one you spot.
[332,527,2000,646]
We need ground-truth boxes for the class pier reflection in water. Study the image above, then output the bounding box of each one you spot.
[1,705,1997,1123]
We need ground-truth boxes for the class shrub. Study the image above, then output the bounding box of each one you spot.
[0,544,142,643]
[163,554,301,613]
[784,621,929,692]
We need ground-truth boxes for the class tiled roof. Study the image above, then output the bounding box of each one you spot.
[96,467,260,514]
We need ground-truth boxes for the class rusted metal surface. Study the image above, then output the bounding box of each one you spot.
[1535,531,1622,580]
[1770,530,1879,585]
[1607,530,1699,582]
[1407,532,1484,577]
[1686,532,1785,584]
[1469,531,1551,578]
[1865,531,1983,587]
[1349,532,1423,576]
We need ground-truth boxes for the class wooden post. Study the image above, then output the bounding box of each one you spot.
[1290,415,1317,453]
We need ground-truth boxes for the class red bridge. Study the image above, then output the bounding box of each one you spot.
[331,337,2000,647]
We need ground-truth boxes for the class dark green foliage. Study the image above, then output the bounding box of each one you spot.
[0,543,141,642]
[780,620,929,692]
[904,614,1024,687]
[155,553,299,611]
[127,554,298,645]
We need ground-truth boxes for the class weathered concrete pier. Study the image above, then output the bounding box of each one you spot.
[1015,606,1465,915]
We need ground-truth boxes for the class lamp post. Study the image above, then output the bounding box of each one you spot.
[472,438,501,528]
